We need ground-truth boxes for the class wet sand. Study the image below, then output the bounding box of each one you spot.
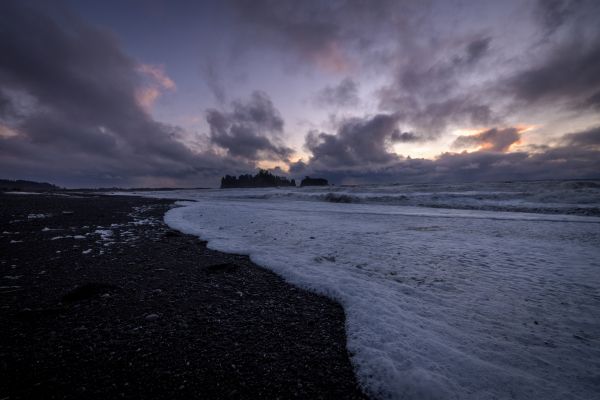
[0,192,366,399]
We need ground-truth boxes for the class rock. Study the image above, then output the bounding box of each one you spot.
[205,263,239,274]
[62,282,120,303]
[145,313,160,321]
[221,169,296,188]
[163,231,182,238]
[300,176,328,187]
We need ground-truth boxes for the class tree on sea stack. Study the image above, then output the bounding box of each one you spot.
[220,170,296,188]
[300,176,328,187]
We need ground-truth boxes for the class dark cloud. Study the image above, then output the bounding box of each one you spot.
[0,89,17,119]
[230,91,284,132]
[465,37,492,63]
[315,78,359,108]
[507,41,600,108]
[535,0,579,34]
[229,0,597,140]
[503,0,600,112]
[379,93,496,140]
[584,90,600,109]
[207,91,293,161]
[229,0,343,70]
[292,125,600,184]
[372,1,599,137]
[228,0,413,72]
[377,35,497,138]
[453,128,520,152]
[298,114,409,169]
[2,0,599,188]
[390,131,421,143]
[561,125,600,147]
[0,1,255,187]
[383,35,492,97]
[231,0,598,141]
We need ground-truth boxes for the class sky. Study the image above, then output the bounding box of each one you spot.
[0,0,599,188]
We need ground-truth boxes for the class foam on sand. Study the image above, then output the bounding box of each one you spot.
[118,182,600,399]
[162,197,599,399]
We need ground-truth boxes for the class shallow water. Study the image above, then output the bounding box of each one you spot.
[121,181,600,399]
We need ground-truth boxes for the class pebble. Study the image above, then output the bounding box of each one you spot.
[145,313,160,321]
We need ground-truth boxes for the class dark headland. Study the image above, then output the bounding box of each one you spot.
[0,179,61,192]
[0,192,366,399]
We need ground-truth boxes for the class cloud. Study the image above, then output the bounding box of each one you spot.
[229,0,345,71]
[453,128,521,152]
[228,0,415,73]
[507,41,600,109]
[0,123,19,138]
[391,131,421,143]
[465,37,492,63]
[135,86,161,110]
[229,91,284,132]
[291,125,600,184]
[137,64,176,90]
[0,1,251,187]
[135,64,176,110]
[207,91,293,161]
[202,60,227,105]
[230,0,598,142]
[315,78,359,108]
[373,1,599,138]
[2,0,599,188]
[0,90,12,118]
[297,113,407,169]
[227,0,507,157]
[535,0,580,35]
[377,34,498,138]
[584,90,600,109]
[499,0,600,113]
[560,125,600,148]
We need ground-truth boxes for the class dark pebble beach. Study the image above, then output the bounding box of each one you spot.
[0,192,367,399]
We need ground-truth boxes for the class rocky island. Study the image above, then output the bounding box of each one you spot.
[300,176,329,187]
[220,170,296,188]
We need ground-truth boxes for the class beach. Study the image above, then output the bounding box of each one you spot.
[3,0,600,397]
[0,192,366,399]
[131,183,600,399]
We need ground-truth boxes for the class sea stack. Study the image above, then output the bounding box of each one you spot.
[220,169,296,188]
[300,176,328,187]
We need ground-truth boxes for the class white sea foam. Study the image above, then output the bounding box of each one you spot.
[94,229,113,241]
[27,213,51,219]
[119,181,600,399]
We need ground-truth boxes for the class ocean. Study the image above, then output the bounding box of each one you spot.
[124,180,600,399]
